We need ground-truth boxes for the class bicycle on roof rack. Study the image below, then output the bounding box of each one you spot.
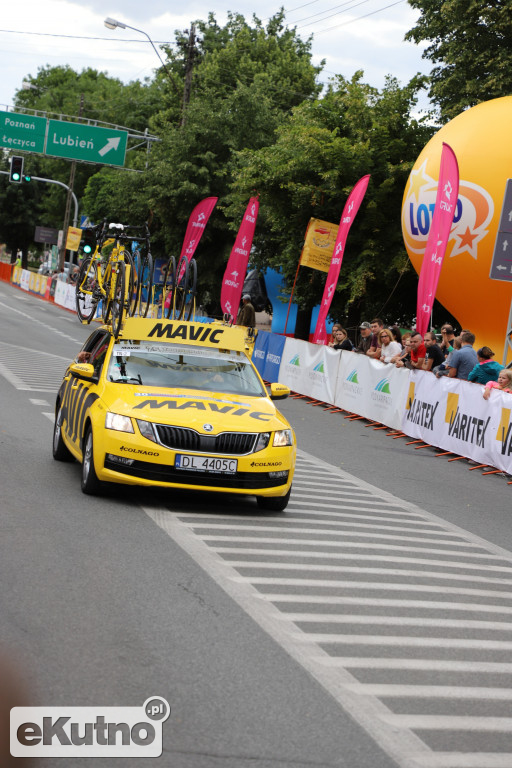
[151,254,198,321]
[75,221,154,336]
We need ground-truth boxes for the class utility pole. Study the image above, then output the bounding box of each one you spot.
[59,93,84,269]
[180,25,196,128]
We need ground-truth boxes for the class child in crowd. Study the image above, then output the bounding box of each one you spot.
[483,369,512,399]
[468,347,503,384]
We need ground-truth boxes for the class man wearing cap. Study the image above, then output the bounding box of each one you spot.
[237,293,256,327]
[354,321,373,355]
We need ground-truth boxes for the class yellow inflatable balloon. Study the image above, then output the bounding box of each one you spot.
[402,96,512,363]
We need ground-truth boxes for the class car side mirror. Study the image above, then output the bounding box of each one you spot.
[69,362,95,380]
[269,383,290,400]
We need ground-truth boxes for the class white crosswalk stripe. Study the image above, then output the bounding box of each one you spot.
[0,340,68,391]
[144,451,512,768]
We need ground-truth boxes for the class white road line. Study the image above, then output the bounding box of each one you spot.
[0,299,81,342]
[344,685,512,699]
[205,537,507,560]
[29,398,50,406]
[260,595,512,616]
[226,563,512,587]
[315,658,512,672]
[290,633,512,650]
[278,614,512,630]
[42,412,55,422]
[189,524,480,548]
[234,577,512,600]
[142,505,430,768]
[0,362,28,389]
[214,549,512,575]
[381,715,512,732]
[411,753,512,767]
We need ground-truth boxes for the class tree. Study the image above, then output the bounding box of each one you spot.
[82,12,323,313]
[230,72,433,328]
[405,0,512,121]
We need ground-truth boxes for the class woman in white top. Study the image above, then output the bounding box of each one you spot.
[379,328,402,363]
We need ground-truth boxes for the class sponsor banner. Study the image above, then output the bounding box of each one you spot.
[334,353,410,430]
[416,142,459,335]
[252,329,270,377]
[220,197,259,320]
[313,174,371,344]
[54,280,77,312]
[402,371,512,473]
[262,332,286,383]
[279,337,339,402]
[20,269,30,291]
[301,218,339,273]
[179,197,218,278]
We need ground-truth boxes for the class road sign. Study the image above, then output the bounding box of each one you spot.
[34,226,59,245]
[46,120,127,166]
[0,110,47,153]
[490,179,512,282]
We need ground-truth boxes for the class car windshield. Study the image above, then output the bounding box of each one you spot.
[106,341,266,397]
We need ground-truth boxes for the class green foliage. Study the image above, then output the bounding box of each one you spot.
[231,72,433,326]
[405,0,512,121]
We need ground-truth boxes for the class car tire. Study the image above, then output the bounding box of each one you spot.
[81,427,103,495]
[52,403,73,462]
[256,486,291,512]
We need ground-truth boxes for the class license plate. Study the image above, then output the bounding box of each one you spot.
[175,454,237,474]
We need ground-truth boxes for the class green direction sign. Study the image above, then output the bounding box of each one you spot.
[46,120,128,167]
[0,110,47,153]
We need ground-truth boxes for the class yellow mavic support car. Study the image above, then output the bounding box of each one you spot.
[53,318,296,511]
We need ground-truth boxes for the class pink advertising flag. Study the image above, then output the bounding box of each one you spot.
[220,197,259,321]
[180,196,218,262]
[416,143,459,336]
[313,175,371,344]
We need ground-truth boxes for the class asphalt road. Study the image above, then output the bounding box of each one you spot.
[1,281,512,768]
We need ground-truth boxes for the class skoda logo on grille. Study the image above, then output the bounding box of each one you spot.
[203,423,213,432]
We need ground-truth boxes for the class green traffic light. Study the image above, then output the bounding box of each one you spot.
[12,172,20,181]
[23,175,31,182]
[83,244,92,254]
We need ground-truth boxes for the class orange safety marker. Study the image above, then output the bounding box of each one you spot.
[415,444,432,450]
[405,439,425,445]
[435,451,453,457]
[482,469,502,475]
[469,464,491,471]
[448,456,465,462]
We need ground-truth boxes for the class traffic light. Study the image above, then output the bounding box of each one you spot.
[23,173,31,182]
[9,156,24,183]
[81,228,96,255]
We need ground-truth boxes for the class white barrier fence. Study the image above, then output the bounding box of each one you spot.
[276,337,512,474]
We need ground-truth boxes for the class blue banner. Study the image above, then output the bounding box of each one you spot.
[262,332,286,382]
[252,329,270,376]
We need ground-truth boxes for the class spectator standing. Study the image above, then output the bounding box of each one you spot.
[440,324,457,358]
[327,323,341,347]
[447,331,478,380]
[236,294,256,327]
[468,347,503,384]
[332,328,354,351]
[391,333,411,366]
[408,332,427,370]
[354,322,373,354]
[378,329,402,363]
[366,318,385,359]
[423,331,445,372]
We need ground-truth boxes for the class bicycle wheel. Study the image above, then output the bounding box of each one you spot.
[183,258,198,321]
[138,252,154,318]
[121,249,137,317]
[174,256,189,320]
[75,256,97,323]
[108,261,126,338]
[163,256,176,319]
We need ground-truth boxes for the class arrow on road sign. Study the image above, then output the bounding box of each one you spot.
[503,240,509,252]
[99,137,122,157]
[497,265,507,271]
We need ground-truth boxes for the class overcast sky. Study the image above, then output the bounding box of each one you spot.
[0,0,430,113]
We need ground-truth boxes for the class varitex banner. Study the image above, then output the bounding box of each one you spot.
[402,371,512,473]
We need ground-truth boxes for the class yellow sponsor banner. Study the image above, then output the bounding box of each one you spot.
[300,218,339,273]
[66,226,82,252]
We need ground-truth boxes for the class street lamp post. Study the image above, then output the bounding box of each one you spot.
[104,18,180,95]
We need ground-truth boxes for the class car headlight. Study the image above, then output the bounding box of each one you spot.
[254,432,270,452]
[273,429,293,447]
[137,419,157,443]
[105,412,134,433]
